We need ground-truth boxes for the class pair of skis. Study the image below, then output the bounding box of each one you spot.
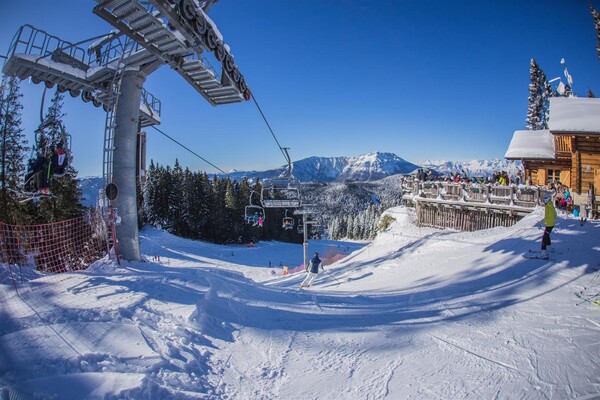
[576,291,600,306]
[523,249,560,260]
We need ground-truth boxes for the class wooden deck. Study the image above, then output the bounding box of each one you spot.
[401,180,554,231]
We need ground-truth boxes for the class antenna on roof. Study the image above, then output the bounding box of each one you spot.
[560,58,574,97]
[550,58,575,97]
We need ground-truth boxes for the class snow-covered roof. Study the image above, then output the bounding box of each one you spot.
[504,129,555,160]
[548,97,600,134]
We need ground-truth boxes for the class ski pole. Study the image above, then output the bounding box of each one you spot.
[323,268,342,285]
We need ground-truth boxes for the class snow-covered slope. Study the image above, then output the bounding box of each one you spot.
[1,208,599,399]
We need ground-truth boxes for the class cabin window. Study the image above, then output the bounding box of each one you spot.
[547,169,561,183]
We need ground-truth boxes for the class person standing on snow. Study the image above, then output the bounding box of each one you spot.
[300,252,324,288]
[540,193,557,259]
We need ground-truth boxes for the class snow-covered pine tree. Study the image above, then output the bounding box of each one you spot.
[542,78,553,128]
[526,58,551,130]
[353,212,363,239]
[588,88,596,98]
[591,4,600,61]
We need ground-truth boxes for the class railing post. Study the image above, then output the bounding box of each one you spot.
[416,180,423,197]
[509,184,515,206]
[486,184,492,204]
[460,183,467,202]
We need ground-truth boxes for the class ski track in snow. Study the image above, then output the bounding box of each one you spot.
[1,207,599,399]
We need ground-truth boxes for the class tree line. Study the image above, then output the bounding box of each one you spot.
[142,160,304,244]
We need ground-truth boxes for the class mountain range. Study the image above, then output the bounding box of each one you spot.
[78,152,521,207]
[226,152,421,183]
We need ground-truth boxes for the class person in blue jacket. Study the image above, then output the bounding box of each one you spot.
[300,252,324,289]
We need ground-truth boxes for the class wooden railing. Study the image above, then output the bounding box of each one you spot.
[399,179,553,231]
[555,136,572,153]
[402,180,550,209]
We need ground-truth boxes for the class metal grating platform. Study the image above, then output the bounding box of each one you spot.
[2,25,161,127]
[93,0,248,106]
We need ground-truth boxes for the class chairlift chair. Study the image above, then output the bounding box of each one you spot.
[260,177,302,208]
[244,191,265,226]
[23,118,72,195]
[282,209,295,230]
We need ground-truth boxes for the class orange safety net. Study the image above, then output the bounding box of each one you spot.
[0,216,107,286]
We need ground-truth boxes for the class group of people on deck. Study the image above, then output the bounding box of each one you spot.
[550,182,573,211]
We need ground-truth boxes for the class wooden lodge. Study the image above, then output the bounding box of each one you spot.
[505,97,600,218]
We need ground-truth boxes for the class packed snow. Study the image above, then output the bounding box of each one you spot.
[1,206,599,399]
[505,130,556,160]
[549,97,600,133]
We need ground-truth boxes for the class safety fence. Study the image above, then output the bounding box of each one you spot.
[0,216,107,290]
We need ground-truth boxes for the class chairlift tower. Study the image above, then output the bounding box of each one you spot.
[294,206,320,268]
[2,0,250,261]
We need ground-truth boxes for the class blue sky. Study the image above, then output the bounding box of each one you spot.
[1,0,599,177]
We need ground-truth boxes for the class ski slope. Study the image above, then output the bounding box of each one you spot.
[0,206,599,399]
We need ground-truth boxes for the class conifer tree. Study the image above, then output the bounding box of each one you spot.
[197,172,213,240]
[210,175,228,243]
[170,159,187,236]
[143,160,158,225]
[0,75,27,223]
[0,76,27,191]
[588,88,596,98]
[224,179,241,243]
[526,58,551,130]
[591,4,600,61]
[155,165,173,229]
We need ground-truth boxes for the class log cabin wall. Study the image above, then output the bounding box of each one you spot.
[573,136,600,194]
[523,160,571,186]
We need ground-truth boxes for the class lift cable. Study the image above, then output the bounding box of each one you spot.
[149,125,229,176]
[250,92,291,167]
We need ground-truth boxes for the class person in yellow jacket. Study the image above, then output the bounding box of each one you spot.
[540,194,557,259]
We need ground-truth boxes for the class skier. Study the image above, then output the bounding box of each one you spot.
[539,193,557,259]
[300,252,324,289]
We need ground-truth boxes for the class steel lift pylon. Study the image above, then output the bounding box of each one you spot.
[2,0,250,261]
